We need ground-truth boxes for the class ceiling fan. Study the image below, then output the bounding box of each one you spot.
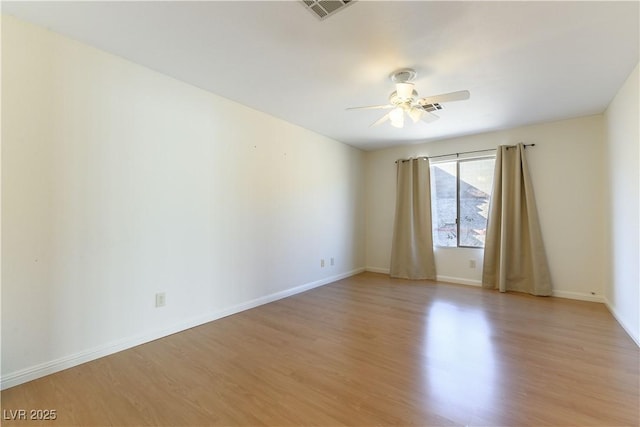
[347,68,470,128]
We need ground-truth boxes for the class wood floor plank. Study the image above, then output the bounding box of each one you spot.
[2,272,638,426]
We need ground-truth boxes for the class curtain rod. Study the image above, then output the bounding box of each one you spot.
[395,143,535,163]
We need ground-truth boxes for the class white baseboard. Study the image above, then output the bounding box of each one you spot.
[365,268,609,302]
[438,278,605,302]
[366,268,483,288]
[0,268,365,390]
[603,297,640,347]
[436,275,482,287]
[551,289,604,303]
[365,266,390,274]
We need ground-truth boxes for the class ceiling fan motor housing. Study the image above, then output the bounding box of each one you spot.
[389,90,418,105]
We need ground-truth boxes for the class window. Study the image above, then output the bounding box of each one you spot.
[430,157,495,248]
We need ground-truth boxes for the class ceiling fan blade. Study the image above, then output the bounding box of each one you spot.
[346,104,394,111]
[419,90,470,105]
[370,113,390,127]
[421,111,440,124]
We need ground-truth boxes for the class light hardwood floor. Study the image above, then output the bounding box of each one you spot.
[2,272,638,426]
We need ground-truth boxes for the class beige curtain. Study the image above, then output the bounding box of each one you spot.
[390,158,436,280]
[482,144,551,295]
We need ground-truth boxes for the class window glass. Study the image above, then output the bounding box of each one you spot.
[430,157,495,248]
[458,158,495,248]
[431,161,457,247]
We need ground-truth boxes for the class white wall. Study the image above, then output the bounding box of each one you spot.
[604,63,639,345]
[365,115,607,301]
[1,15,365,388]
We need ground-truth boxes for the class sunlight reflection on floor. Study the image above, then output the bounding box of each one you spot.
[421,301,496,422]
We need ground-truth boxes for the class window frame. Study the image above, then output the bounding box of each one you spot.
[430,155,495,249]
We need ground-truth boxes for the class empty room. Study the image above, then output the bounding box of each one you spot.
[1,1,638,426]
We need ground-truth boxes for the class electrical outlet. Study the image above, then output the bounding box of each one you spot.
[469,259,476,269]
[155,292,166,308]
[330,257,335,266]
[320,259,325,268]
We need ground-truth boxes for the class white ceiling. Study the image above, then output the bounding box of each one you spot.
[3,1,639,151]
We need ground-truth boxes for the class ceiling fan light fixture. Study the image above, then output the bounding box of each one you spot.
[408,107,424,123]
[390,119,404,128]
[389,106,405,128]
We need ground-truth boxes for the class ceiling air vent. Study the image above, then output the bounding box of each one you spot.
[301,0,355,20]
